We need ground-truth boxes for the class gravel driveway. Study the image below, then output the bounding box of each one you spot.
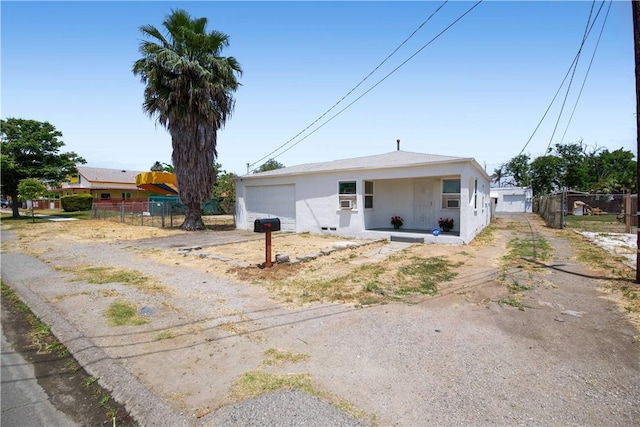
[1,213,638,426]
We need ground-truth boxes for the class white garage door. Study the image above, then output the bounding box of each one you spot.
[501,194,525,212]
[246,185,296,232]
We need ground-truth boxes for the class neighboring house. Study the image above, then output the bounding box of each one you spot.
[235,150,492,244]
[57,166,151,204]
[490,186,533,213]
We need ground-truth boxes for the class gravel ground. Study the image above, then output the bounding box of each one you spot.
[1,213,639,426]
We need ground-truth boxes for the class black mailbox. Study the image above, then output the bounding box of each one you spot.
[254,218,281,233]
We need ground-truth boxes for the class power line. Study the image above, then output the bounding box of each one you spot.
[544,0,603,154]
[246,0,483,174]
[246,1,450,172]
[559,0,613,145]
[517,0,606,156]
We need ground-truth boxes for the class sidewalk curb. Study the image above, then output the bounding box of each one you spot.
[2,253,192,427]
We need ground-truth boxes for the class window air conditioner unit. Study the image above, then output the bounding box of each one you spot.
[340,199,353,209]
[446,199,460,208]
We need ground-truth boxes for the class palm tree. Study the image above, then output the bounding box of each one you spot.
[491,165,505,187]
[133,9,242,230]
[150,161,164,172]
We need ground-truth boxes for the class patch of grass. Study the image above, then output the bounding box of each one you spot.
[472,224,496,245]
[1,282,66,354]
[564,231,630,277]
[508,280,530,294]
[230,371,316,401]
[104,299,148,326]
[395,256,459,295]
[154,330,175,341]
[262,348,309,366]
[218,322,250,335]
[57,265,166,294]
[99,395,111,406]
[363,281,381,293]
[503,235,552,262]
[565,214,635,234]
[498,296,526,311]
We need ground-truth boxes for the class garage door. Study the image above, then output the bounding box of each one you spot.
[502,194,525,212]
[245,185,296,232]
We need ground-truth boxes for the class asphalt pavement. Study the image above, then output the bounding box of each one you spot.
[1,330,79,426]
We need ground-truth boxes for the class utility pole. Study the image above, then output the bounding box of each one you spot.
[633,0,640,283]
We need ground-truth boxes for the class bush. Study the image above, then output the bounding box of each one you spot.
[60,194,93,212]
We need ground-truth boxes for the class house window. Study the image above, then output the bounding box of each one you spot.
[100,193,111,200]
[442,179,460,209]
[474,179,478,209]
[338,181,356,210]
[122,192,131,199]
[364,181,373,209]
[339,181,356,194]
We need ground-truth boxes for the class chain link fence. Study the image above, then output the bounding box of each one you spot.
[536,192,637,231]
[91,201,188,228]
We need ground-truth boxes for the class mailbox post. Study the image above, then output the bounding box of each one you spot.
[254,218,281,268]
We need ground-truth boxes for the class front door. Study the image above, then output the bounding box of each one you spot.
[412,179,434,229]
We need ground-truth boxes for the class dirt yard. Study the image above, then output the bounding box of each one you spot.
[1,213,639,426]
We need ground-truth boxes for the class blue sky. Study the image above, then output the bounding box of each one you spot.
[1,1,635,177]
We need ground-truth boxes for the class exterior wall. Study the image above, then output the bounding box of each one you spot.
[459,163,492,243]
[236,160,492,243]
[491,187,533,213]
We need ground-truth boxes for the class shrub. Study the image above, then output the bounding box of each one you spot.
[61,194,93,212]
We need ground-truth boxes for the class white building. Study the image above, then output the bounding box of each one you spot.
[490,186,533,213]
[235,150,492,244]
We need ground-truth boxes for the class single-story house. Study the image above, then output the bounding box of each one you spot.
[235,150,492,244]
[56,166,151,204]
[490,186,533,213]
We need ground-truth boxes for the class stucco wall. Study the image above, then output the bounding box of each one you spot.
[235,160,491,243]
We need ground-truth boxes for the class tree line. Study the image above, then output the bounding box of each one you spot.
[492,141,637,196]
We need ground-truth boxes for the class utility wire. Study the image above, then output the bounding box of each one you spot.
[517,0,605,156]
[246,0,483,174]
[559,0,612,145]
[246,1,449,172]
[544,0,602,154]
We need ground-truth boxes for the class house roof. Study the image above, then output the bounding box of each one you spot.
[242,150,487,179]
[78,167,144,184]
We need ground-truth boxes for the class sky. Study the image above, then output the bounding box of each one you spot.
[1,1,636,177]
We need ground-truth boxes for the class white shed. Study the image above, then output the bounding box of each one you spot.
[490,186,533,213]
[235,150,492,244]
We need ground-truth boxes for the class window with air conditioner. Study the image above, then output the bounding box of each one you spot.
[340,199,353,209]
[441,178,460,209]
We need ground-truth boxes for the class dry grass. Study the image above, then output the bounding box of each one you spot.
[4,212,638,328]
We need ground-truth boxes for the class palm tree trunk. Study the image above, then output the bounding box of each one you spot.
[182,201,205,230]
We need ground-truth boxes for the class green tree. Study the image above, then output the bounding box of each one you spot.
[553,142,590,191]
[592,148,636,193]
[504,154,530,187]
[254,158,285,173]
[150,161,164,171]
[1,118,85,218]
[133,9,242,230]
[150,161,175,173]
[17,178,48,223]
[212,163,237,214]
[529,155,563,195]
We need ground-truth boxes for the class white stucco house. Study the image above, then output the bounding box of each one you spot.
[490,186,533,213]
[235,150,492,244]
